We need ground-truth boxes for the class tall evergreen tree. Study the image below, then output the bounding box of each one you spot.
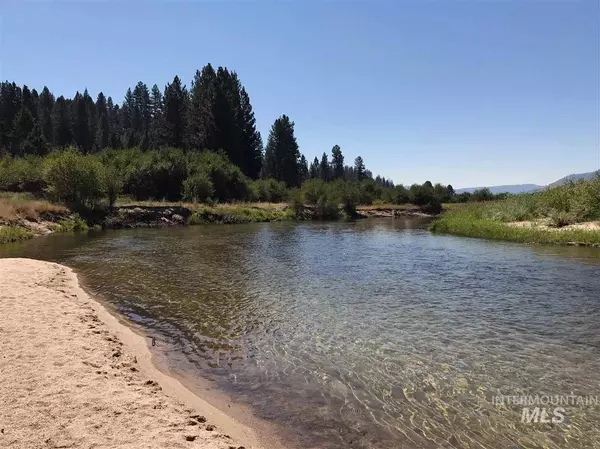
[188,65,217,151]
[133,81,151,149]
[331,145,344,179]
[163,76,188,149]
[121,88,135,148]
[38,86,55,144]
[107,98,121,149]
[95,92,109,150]
[238,86,262,178]
[21,86,37,123]
[52,96,73,148]
[319,152,330,181]
[263,115,302,187]
[0,82,22,151]
[214,67,243,164]
[354,156,366,181]
[150,84,164,149]
[309,157,319,179]
[72,90,94,152]
[30,89,39,123]
[299,154,309,183]
[11,107,34,155]
[344,165,355,181]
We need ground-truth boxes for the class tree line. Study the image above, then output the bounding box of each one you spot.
[0,67,381,189]
[0,65,470,212]
[0,65,265,177]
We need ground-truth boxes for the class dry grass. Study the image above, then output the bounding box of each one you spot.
[357,204,416,211]
[114,198,287,211]
[0,193,68,221]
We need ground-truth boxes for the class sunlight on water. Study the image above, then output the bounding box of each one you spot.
[2,219,600,448]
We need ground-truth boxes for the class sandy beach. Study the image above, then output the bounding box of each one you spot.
[0,258,267,449]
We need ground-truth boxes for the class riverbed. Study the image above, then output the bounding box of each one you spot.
[1,218,599,448]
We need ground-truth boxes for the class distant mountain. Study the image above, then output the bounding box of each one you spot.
[547,170,600,188]
[455,184,543,194]
[455,170,599,195]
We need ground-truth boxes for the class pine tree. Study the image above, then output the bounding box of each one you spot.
[133,81,151,148]
[121,88,135,147]
[21,86,37,123]
[331,145,344,179]
[95,92,109,150]
[52,96,73,148]
[344,165,355,181]
[107,98,121,149]
[12,107,34,155]
[30,89,39,123]
[354,156,366,181]
[319,152,330,181]
[214,67,243,165]
[23,122,48,156]
[72,90,94,152]
[38,87,55,144]
[150,84,164,149]
[188,65,217,151]
[299,154,309,183]
[263,115,302,187]
[309,157,319,179]
[163,76,188,149]
[0,82,22,152]
[238,86,262,178]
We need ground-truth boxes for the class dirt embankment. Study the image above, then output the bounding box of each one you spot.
[356,204,441,218]
[103,206,192,229]
[507,220,600,232]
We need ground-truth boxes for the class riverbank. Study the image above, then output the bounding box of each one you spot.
[430,179,600,246]
[0,194,441,244]
[0,194,88,243]
[0,258,266,449]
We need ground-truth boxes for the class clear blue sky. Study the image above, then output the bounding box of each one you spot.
[2,1,598,188]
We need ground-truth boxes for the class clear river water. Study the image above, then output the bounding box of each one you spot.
[1,218,600,448]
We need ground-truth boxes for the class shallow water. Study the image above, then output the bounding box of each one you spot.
[2,219,600,448]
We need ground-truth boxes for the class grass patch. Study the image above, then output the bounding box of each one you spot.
[357,203,416,211]
[189,205,294,224]
[0,226,34,244]
[48,214,89,232]
[430,178,600,246]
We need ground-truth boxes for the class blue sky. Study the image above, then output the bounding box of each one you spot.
[1,1,598,188]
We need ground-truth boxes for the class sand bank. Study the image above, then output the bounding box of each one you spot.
[0,258,267,449]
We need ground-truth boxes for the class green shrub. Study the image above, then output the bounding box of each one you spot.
[288,189,305,219]
[120,148,188,201]
[43,149,106,211]
[0,155,45,193]
[301,179,327,204]
[357,179,379,205]
[252,178,288,202]
[391,185,410,204]
[188,151,252,202]
[103,165,123,209]
[409,183,436,206]
[314,194,339,220]
[182,172,214,203]
[471,188,494,202]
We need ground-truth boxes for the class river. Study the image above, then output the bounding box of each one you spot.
[1,218,599,448]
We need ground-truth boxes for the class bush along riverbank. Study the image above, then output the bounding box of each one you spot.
[430,177,600,246]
